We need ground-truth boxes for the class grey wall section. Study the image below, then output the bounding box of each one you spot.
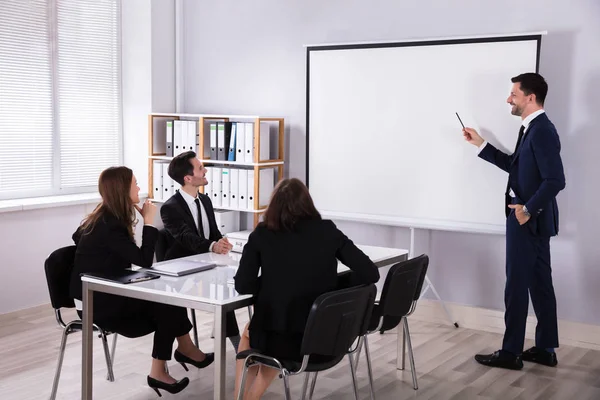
[151,0,176,113]
[182,0,600,324]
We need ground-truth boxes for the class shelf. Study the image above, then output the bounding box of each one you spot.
[150,113,269,119]
[149,197,266,213]
[201,159,283,167]
[213,205,266,214]
[149,155,284,167]
[149,156,174,161]
[149,112,284,227]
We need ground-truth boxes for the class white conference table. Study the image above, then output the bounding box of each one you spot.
[81,244,409,400]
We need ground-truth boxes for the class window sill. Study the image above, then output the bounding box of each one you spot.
[0,193,101,213]
[0,193,149,213]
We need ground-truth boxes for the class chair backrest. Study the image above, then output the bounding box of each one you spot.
[378,254,429,318]
[412,254,429,301]
[300,284,376,357]
[44,245,77,310]
[155,228,171,262]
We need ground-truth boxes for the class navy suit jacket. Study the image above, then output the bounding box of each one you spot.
[478,113,565,237]
[160,190,223,260]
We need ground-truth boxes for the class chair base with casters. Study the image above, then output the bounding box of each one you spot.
[50,309,118,400]
[354,254,430,395]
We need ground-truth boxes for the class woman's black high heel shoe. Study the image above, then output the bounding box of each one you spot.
[147,375,189,397]
[174,350,215,371]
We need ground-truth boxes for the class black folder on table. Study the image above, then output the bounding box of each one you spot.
[82,270,160,284]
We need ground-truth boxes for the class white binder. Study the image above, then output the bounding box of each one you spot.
[214,210,240,234]
[244,122,254,163]
[161,163,171,199]
[204,167,213,200]
[187,120,197,153]
[221,168,230,208]
[173,120,184,155]
[238,169,248,210]
[235,123,246,163]
[226,230,252,253]
[229,168,239,209]
[212,167,222,207]
[152,161,163,201]
[181,121,189,153]
[166,121,174,157]
[247,169,255,210]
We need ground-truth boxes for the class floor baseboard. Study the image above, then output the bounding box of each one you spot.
[411,299,600,350]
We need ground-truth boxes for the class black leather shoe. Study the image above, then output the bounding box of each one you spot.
[174,350,214,371]
[474,350,523,370]
[147,375,189,397]
[522,346,558,367]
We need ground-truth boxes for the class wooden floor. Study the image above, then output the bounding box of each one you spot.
[1,304,600,400]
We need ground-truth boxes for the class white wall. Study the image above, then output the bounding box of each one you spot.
[151,0,176,113]
[0,205,93,314]
[0,0,167,314]
[183,0,600,325]
[122,0,152,192]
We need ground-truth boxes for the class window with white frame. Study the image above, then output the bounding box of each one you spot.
[0,0,122,201]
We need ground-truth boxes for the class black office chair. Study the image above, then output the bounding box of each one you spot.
[236,284,377,400]
[155,228,173,263]
[44,245,118,400]
[355,254,429,396]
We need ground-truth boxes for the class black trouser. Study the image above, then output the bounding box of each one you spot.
[225,311,240,337]
[502,206,559,355]
[79,295,192,360]
[79,294,240,359]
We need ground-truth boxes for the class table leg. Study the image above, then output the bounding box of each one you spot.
[214,305,226,400]
[82,281,94,399]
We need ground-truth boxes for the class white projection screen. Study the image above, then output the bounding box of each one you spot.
[306,34,542,234]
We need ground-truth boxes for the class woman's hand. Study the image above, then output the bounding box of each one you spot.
[135,199,157,225]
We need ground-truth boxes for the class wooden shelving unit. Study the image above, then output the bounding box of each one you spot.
[148,113,285,227]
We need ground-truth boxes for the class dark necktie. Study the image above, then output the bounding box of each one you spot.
[513,125,525,154]
[194,198,205,237]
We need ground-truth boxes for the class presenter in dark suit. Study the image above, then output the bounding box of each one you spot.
[233,178,380,399]
[70,166,214,396]
[160,151,241,350]
[463,73,565,370]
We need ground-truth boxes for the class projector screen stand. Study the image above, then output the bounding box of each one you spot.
[410,227,459,328]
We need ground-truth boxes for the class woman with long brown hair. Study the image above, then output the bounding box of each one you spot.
[70,166,213,396]
[233,178,380,399]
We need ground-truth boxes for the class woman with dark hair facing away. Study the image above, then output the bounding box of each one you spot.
[70,166,214,396]
[233,178,380,399]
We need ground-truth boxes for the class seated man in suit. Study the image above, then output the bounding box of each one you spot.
[160,151,241,351]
